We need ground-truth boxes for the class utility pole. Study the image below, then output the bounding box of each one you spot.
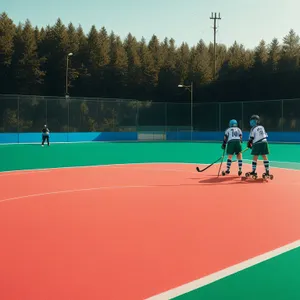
[210,12,221,80]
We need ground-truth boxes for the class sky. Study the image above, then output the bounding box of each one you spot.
[2,0,300,49]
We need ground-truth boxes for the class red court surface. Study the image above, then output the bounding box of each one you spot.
[0,163,300,300]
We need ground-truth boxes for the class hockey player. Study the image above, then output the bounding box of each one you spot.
[41,125,50,147]
[246,115,273,179]
[221,119,243,176]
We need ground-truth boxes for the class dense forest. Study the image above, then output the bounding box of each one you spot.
[0,12,300,133]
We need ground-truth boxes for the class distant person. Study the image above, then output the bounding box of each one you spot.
[41,125,50,147]
[221,119,243,176]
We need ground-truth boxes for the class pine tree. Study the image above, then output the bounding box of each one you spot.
[40,19,69,95]
[108,32,128,96]
[254,40,268,69]
[138,37,156,95]
[208,42,227,78]
[98,27,110,67]
[280,29,300,70]
[176,42,190,83]
[87,25,103,69]
[165,38,177,69]
[0,12,16,93]
[124,33,141,96]
[268,38,281,72]
[11,20,44,94]
[160,37,170,67]
[148,34,162,86]
[148,34,163,70]
[72,25,89,96]
[189,40,212,84]
[66,23,80,87]
[86,25,109,95]
[282,29,300,58]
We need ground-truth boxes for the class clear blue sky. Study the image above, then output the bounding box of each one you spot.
[2,0,300,49]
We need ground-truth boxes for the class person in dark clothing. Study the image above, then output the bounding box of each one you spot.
[41,125,50,146]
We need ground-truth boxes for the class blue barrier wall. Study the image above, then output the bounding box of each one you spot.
[0,131,299,144]
[166,131,300,143]
[0,132,138,144]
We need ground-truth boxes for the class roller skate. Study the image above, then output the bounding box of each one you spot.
[238,169,242,176]
[262,170,274,180]
[221,169,230,176]
[245,171,258,180]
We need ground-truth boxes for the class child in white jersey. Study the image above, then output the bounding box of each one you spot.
[246,115,273,179]
[221,119,243,176]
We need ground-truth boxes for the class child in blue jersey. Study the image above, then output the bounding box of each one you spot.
[221,119,243,176]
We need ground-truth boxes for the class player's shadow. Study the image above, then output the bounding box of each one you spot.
[189,175,268,185]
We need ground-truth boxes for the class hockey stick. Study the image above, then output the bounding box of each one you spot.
[196,156,223,172]
[217,147,226,177]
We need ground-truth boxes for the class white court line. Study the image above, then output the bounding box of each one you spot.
[0,162,167,174]
[0,164,198,177]
[0,184,163,204]
[1,161,300,176]
[0,170,50,177]
[145,240,300,300]
[1,165,298,205]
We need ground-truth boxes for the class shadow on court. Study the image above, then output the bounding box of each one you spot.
[188,175,269,185]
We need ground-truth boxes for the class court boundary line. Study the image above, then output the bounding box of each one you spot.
[145,240,300,300]
[1,160,300,175]
[1,163,299,204]
[0,184,165,204]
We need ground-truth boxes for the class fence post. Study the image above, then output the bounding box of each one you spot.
[136,100,139,131]
[17,96,20,144]
[241,101,244,131]
[164,102,167,138]
[281,99,284,132]
[45,97,48,126]
[218,103,221,131]
[67,96,70,142]
[113,101,115,132]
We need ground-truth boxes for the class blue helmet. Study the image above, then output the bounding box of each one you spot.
[250,115,260,127]
[229,119,238,127]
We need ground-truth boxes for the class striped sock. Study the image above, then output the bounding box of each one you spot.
[238,160,242,170]
[227,159,232,170]
[252,161,257,172]
[264,160,270,172]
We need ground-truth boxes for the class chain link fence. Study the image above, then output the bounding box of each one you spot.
[1,94,300,133]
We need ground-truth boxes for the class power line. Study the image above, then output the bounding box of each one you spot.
[210,12,221,80]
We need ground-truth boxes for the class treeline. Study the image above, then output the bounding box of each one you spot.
[1,12,300,103]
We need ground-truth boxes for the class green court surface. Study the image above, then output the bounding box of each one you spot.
[172,245,300,300]
[1,141,300,172]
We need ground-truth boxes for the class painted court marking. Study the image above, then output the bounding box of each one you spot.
[0,170,50,177]
[0,184,162,204]
[145,240,300,300]
[1,163,300,204]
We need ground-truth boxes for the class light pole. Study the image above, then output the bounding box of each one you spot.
[178,82,193,141]
[65,52,73,97]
